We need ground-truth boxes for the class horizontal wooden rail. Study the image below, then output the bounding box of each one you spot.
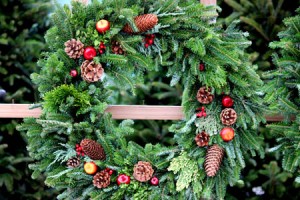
[0,104,284,121]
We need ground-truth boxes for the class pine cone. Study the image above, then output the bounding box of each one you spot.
[80,139,106,160]
[197,86,214,104]
[93,170,111,189]
[111,41,125,55]
[64,39,84,59]
[204,144,224,177]
[220,108,237,126]
[133,161,154,182]
[80,60,104,83]
[195,131,210,147]
[123,14,158,34]
[66,156,81,168]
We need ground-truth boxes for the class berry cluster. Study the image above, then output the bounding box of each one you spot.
[144,34,155,48]
[104,168,114,175]
[99,42,106,54]
[196,106,207,118]
[75,144,85,156]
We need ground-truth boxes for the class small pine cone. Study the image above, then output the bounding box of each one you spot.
[111,41,125,55]
[80,60,104,83]
[220,108,237,126]
[93,170,111,189]
[204,144,224,177]
[123,14,158,34]
[67,156,81,168]
[64,39,84,59]
[133,161,154,182]
[197,86,214,104]
[80,139,106,160]
[195,131,210,147]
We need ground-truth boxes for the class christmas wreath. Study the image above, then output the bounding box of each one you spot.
[18,0,265,199]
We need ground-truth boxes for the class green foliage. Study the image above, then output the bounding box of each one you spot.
[0,0,59,199]
[264,7,300,183]
[44,84,91,115]
[168,152,200,192]
[221,0,299,71]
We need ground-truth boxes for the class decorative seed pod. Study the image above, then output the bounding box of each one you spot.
[195,131,210,147]
[133,161,154,182]
[80,139,106,160]
[196,86,214,104]
[93,170,111,189]
[80,60,104,83]
[123,14,158,34]
[204,144,224,177]
[220,108,237,126]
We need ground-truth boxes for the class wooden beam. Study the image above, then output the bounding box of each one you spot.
[200,0,216,6]
[0,104,286,121]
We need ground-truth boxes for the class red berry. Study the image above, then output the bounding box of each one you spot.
[199,63,205,71]
[150,176,159,186]
[147,39,154,45]
[82,153,85,156]
[84,46,97,60]
[202,112,207,117]
[222,96,234,107]
[220,127,235,142]
[77,152,81,156]
[196,112,203,118]
[117,174,131,185]
[108,170,114,175]
[201,106,205,111]
[144,43,149,48]
[151,34,155,39]
[70,69,78,77]
[76,144,79,148]
[99,49,104,54]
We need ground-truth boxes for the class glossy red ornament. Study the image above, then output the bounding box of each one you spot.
[96,19,110,33]
[117,174,131,185]
[150,176,159,186]
[83,46,97,60]
[222,95,234,107]
[70,69,78,77]
[220,127,235,142]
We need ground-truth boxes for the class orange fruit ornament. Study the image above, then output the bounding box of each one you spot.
[84,162,98,175]
[220,127,235,142]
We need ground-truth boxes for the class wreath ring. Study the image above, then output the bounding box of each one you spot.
[18,0,265,199]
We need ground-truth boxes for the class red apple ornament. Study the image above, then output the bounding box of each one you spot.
[96,19,110,33]
[83,46,97,60]
[150,176,159,186]
[70,69,78,77]
[220,127,235,142]
[117,174,131,185]
[222,95,234,107]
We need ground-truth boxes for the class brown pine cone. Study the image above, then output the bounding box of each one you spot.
[197,86,214,104]
[80,139,106,160]
[133,161,154,182]
[93,170,111,189]
[111,41,125,55]
[123,14,158,34]
[204,144,224,177]
[64,39,84,59]
[80,60,104,83]
[220,108,237,126]
[195,131,210,147]
[66,156,80,168]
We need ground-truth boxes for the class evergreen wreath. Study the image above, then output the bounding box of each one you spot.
[18,0,266,199]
